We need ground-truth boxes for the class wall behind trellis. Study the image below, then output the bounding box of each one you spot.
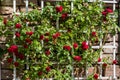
[0,0,120,80]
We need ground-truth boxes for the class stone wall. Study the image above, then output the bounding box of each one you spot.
[0,0,120,79]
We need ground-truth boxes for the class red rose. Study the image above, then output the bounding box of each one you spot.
[8,45,18,53]
[46,66,51,72]
[103,63,107,67]
[63,45,71,51]
[15,32,20,37]
[18,53,25,60]
[92,31,96,37]
[105,8,113,13]
[25,38,32,44]
[45,50,50,56]
[73,56,82,62]
[98,58,101,62]
[15,23,21,28]
[40,35,44,40]
[94,73,99,79]
[26,31,33,36]
[7,58,13,63]
[56,5,63,12]
[3,18,7,25]
[73,42,78,49]
[81,41,89,50]
[14,62,19,67]
[113,60,117,64]
[102,11,107,16]
[44,38,49,42]
[52,32,60,39]
[61,13,68,20]
[38,71,42,76]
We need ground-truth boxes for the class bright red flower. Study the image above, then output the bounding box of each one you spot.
[40,35,44,40]
[73,56,82,62]
[7,58,13,63]
[56,5,63,12]
[46,66,51,72]
[18,53,25,60]
[92,31,96,37]
[14,62,19,67]
[73,42,78,49]
[3,18,7,25]
[102,11,107,16]
[15,32,20,37]
[98,58,101,62]
[113,60,117,64]
[103,63,107,67]
[25,38,32,44]
[38,71,42,76]
[8,45,18,53]
[45,50,50,56]
[61,13,68,20]
[81,41,89,50]
[105,8,113,13]
[94,73,99,79]
[26,31,33,36]
[52,32,60,39]
[15,23,21,28]
[63,45,71,51]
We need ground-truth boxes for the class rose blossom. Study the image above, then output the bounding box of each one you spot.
[26,31,34,36]
[56,5,63,12]
[40,35,44,40]
[113,60,117,64]
[103,63,107,67]
[7,58,13,63]
[93,73,99,79]
[45,50,50,56]
[15,23,21,28]
[8,45,18,53]
[81,41,89,50]
[73,42,78,49]
[92,31,96,37]
[105,8,113,13]
[15,32,20,37]
[25,38,32,44]
[73,56,82,62]
[52,32,60,39]
[98,58,101,62]
[63,45,71,51]
[46,66,51,72]
[14,62,19,67]
[38,71,42,76]
[61,13,68,20]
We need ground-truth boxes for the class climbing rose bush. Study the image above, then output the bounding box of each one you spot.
[0,0,119,80]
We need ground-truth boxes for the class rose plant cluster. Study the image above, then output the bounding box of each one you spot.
[0,1,119,80]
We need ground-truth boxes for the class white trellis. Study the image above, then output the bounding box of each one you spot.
[9,0,118,80]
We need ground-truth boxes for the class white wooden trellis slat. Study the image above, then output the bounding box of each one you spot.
[11,0,118,80]
[13,0,17,80]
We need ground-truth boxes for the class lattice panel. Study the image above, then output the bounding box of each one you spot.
[0,0,118,80]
